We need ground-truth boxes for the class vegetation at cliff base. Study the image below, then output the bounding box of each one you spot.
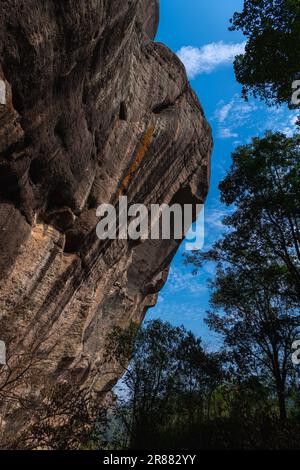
[104,317,300,450]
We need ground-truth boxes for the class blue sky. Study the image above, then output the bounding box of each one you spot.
[146,0,298,347]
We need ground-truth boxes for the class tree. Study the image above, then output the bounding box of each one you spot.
[106,320,224,449]
[230,0,300,106]
[188,132,300,302]
[205,265,299,421]
[186,131,300,420]
[106,318,300,448]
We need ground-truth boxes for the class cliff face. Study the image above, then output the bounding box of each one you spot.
[0,0,212,444]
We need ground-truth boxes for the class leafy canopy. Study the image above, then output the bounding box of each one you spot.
[231,0,300,105]
[188,132,300,301]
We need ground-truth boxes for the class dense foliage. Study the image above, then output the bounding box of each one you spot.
[187,131,300,419]
[231,0,300,106]
[105,320,225,449]
[106,320,300,449]
[188,132,300,301]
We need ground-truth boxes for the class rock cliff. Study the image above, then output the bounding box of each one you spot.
[0,0,212,446]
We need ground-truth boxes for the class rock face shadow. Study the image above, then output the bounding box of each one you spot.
[0,0,212,444]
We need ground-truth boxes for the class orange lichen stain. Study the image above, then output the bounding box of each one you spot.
[119,124,155,195]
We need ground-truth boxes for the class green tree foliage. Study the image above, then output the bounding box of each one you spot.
[230,0,300,106]
[189,132,300,301]
[107,320,224,449]
[186,131,300,422]
[107,320,300,449]
[206,266,299,421]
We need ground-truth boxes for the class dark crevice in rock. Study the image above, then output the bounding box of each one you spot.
[0,168,21,207]
[28,158,41,185]
[119,101,128,120]
[54,120,68,150]
[44,207,75,233]
[64,228,88,254]
[152,100,173,114]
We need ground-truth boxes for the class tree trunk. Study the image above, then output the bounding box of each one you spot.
[276,379,287,421]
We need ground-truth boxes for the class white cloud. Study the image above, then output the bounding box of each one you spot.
[203,205,233,249]
[166,267,208,297]
[177,41,246,79]
[212,94,299,140]
[219,128,238,139]
[215,102,233,123]
[205,207,231,231]
[265,109,299,137]
[214,98,257,125]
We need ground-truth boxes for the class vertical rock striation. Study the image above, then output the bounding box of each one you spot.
[0,0,212,444]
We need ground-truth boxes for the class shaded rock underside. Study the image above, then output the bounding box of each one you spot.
[0,0,212,444]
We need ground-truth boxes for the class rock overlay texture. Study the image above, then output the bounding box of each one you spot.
[0,0,212,445]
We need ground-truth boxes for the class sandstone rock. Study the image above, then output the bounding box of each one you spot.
[0,0,212,446]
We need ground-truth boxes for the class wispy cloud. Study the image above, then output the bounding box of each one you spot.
[213,94,299,140]
[265,111,298,137]
[219,128,239,139]
[166,267,208,296]
[205,207,229,231]
[203,205,233,249]
[177,41,246,79]
[215,102,234,123]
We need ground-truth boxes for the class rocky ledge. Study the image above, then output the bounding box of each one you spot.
[0,0,212,446]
